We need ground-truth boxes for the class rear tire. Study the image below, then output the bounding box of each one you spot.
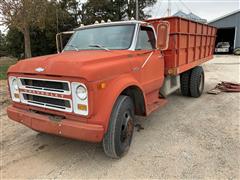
[189,66,204,98]
[180,70,192,96]
[103,95,134,158]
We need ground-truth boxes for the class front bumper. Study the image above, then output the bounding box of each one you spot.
[215,48,229,52]
[7,105,104,142]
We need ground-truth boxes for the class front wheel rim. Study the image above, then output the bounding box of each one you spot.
[120,111,134,144]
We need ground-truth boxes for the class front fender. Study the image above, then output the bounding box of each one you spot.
[89,74,146,133]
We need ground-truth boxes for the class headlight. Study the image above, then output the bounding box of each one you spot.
[72,82,88,116]
[12,79,19,92]
[8,76,20,102]
[76,85,87,100]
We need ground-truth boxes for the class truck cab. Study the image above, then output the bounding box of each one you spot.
[7,18,216,158]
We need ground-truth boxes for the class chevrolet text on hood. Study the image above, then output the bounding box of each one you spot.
[7,17,217,158]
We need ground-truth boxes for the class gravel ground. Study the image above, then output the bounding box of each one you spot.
[1,55,240,179]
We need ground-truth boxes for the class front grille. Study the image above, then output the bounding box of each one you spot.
[19,78,70,93]
[19,77,72,112]
[23,94,71,109]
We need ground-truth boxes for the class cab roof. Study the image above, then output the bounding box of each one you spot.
[74,20,148,31]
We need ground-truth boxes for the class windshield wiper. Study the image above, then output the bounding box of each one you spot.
[89,44,110,51]
[65,44,80,51]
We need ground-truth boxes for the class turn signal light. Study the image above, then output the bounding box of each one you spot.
[98,82,107,89]
[14,93,20,99]
[78,104,87,111]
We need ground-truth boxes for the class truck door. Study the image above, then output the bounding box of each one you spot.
[131,25,165,93]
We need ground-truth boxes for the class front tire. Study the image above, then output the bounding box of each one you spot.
[103,95,134,158]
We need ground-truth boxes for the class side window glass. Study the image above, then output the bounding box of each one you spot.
[136,26,156,50]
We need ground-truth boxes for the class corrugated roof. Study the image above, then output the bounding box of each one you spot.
[208,9,240,23]
[173,11,207,23]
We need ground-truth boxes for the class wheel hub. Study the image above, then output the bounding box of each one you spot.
[120,112,134,143]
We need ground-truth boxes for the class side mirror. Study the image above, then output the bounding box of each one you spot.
[156,21,170,50]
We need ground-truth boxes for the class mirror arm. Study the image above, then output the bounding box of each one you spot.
[56,33,60,54]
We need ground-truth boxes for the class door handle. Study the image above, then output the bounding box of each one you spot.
[132,67,140,72]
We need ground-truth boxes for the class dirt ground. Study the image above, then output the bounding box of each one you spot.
[1,55,240,179]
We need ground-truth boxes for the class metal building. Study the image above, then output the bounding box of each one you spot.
[173,11,207,23]
[208,10,240,52]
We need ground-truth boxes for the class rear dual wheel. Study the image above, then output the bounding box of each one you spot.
[180,66,205,98]
[103,95,134,159]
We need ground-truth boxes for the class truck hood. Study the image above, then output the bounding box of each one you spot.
[8,50,135,81]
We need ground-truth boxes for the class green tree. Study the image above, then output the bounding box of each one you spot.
[3,0,157,58]
[5,28,24,58]
[126,0,157,19]
[0,31,7,56]
[59,0,81,26]
[80,0,157,25]
[4,0,78,58]
[0,0,48,58]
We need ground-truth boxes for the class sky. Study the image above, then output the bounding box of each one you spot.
[147,0,240,21]
[0,0,239,34]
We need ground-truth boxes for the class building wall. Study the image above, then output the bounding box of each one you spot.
[209,11,240,48]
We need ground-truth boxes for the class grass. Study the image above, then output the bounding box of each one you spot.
[0,64,11,79]
[0,57,17,80]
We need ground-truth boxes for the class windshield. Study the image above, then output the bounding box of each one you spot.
[64,25,136,51]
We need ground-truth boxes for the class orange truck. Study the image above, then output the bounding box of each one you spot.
[7,17,217,158]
